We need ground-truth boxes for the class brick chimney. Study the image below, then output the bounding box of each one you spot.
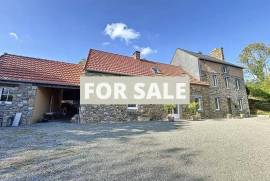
[132,51,140,60]
[210,48,224,61]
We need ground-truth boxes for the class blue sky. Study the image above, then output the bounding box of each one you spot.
[0,0,269,65]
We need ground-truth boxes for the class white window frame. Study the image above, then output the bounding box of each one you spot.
[225,76,230,89]
[212,74,218,87]
[235,79,240,90]
[238,99,243,111]
[195,97,203,111]
[215,97,220,111]
[127,104,138,110]
[222,66,228,73]
[0,87,13,104]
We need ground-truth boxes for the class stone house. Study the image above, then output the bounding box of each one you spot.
[80,49,209,123]
[0,48,249,125]
[171,48,250,118]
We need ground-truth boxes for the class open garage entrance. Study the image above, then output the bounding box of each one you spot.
[32,86,79,123]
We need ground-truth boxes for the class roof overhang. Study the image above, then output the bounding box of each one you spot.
[199,58,243,69]
[0,79,79,89]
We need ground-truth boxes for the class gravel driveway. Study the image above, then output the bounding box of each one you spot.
[1,117,270,181]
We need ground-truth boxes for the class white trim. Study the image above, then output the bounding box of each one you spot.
[0,88,2,101]
[0,101,12,105]
[238,98,243,111]
[225,76,230,89]
[195,97,203,111]
[0,87,13,104]
[127,104,138,110]
[212,74,218,87]
[171,104,180,119]
[222,65,228,73]
[235,79,240,90]
[215,97,220,111]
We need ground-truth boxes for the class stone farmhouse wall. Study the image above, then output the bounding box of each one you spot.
[0,83,36,126]
[79,104,166,123]
[181,84,210,119]
[200,70,250,118]
[79,84,211,123]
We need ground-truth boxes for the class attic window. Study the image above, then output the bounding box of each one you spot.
[152,67,161,74]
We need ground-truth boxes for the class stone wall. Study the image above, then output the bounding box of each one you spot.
[79,84,210,123]
[200,70,250,118]
[0,83,37,126]
[181,84,210,119]
[79,104,166,123]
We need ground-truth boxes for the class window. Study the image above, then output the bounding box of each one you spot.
[215,97,220,111]
[0,88,13,103]
[212,74,218,87]
[238,99,243,111]
[235,79,240,90]
[199,64,203,75]
[225,77,230,89]
[222,66,228,73]
[195,97,203,111]
[127,104,138,110]
[152,67,161,75]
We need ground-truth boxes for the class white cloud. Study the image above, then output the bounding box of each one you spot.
[104,23,140,43]
[102,42,111,46]
[134,45,157,57]
[9,32,18,40]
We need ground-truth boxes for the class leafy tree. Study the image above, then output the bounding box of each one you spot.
[240,43,270,81]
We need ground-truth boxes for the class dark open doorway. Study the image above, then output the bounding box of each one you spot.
[227,97,232,114]
[32,86,79,123]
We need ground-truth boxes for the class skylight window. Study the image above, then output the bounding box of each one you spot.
[152,67,161,74]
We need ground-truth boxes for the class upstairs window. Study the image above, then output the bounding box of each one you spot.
[225,77,230,89]
[235,79,240,90]
[222,66,228,73]
[0,88,13,103]
[212,74,218,87]
[127,104,138,110]
[215,97,220,111]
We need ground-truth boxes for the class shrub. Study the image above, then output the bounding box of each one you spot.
[247,78,270,101]
[186,102,199,116]
[163,104,176,114]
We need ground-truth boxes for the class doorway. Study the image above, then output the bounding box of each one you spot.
[227,98,232,114]
[171,104,180,119]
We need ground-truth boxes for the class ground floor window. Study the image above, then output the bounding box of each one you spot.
[0,88,13,103]
[194,97,203,111]
[238,99,243,111]
[215,97,220,111]
[127,104,138,110]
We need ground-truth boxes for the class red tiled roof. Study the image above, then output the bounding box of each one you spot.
[0,50,208,86]
[85,49,208,85]
[0,53,83,86]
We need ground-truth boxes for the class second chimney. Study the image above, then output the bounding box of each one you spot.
[132,51,140,60]
[210,48,224,61]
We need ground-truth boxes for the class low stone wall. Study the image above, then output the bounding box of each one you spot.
[79,104,166,123]
[0,83,37,126]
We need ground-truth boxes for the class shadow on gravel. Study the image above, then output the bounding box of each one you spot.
[61,121,190,142]
[0,121,208,181]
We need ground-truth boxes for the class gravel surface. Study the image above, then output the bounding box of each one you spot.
[0,117,270,181]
